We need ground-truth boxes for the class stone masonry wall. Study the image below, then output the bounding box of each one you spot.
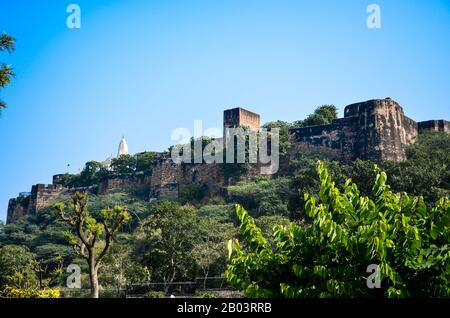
[150,155,182,200]
[370,99,418,161]
[7,99,449,223]
[97,173,150,195]
[418,120,450,134]
[7,184,70,223]
[290,98,424,162]
[224,107,260,130]
[289,116,358,161]
[32,184,69,213]
[179,163,225,197]
[6,197,29,224]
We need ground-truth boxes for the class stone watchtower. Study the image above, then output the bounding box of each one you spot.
[223,107,261,131]
[223,107,261,150]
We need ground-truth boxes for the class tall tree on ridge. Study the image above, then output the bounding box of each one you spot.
[54,192,130,298]
[0,33,15,112]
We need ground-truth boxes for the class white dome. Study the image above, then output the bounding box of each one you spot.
[117,137,129,157]
[102,155,114,169]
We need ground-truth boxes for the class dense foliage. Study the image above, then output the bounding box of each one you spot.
[227,177,292,218]
[226,161,450,297]
[59,152,159,188]
[0,105,448,298]
[135,201,236,293]
[292,105,338,128]
[386,132,450,202]
[0,245,39,289]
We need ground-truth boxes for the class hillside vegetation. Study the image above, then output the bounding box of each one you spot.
[1,123,449,298]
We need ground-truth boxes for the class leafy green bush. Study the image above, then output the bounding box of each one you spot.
[87,193,150,231]
[144,290,165,298]
[138,201,200,292]
[255,215,290,245]
[292,105,338,128]
[135,151,158,174]
[227,177,291,217]
[179,184,205,205]
[194,292,219,298]
[197,205,235,223]
[226,161,450,298]
[385,132,450,203]
[0,245,39,289]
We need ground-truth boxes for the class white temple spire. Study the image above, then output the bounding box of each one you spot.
[117,136,129,157]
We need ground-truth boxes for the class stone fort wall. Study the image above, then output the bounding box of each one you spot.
[6,99,449,223]
[7,184,70,223]
[289,98,446,161]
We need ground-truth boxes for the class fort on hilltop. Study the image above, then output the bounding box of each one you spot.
[290,98,449,161]
[6,98,450,223]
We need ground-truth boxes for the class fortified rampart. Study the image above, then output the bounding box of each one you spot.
[7,184,70,223]
[6,100,449,223]
[289,98,447,161]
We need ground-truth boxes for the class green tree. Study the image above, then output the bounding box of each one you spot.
[54,192,130,298]
[292,104,338,128]
[255,215,290,245]
[139,201,200,293]
[287,155,379,221]
[385,132,450,203]
[192,218,237,288]
[58,161,108,188]
[0,33,15,111]
[262,120,293,158]
[87,192,151,231]
[197,204,235,224]
[0,245,38,289]
[135,151,158,173]
[79,161,103,186]
[287,156,320,220]
[111,154,137,174]
[99,238,149,297]
[226,161,450,297]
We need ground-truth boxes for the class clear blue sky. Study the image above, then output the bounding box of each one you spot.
[1,0,450,221]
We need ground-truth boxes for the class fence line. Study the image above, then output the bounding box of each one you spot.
[60,276,236,298]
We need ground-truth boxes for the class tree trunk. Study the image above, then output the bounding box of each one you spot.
[89,260,99,298]
[203,268,209,289]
